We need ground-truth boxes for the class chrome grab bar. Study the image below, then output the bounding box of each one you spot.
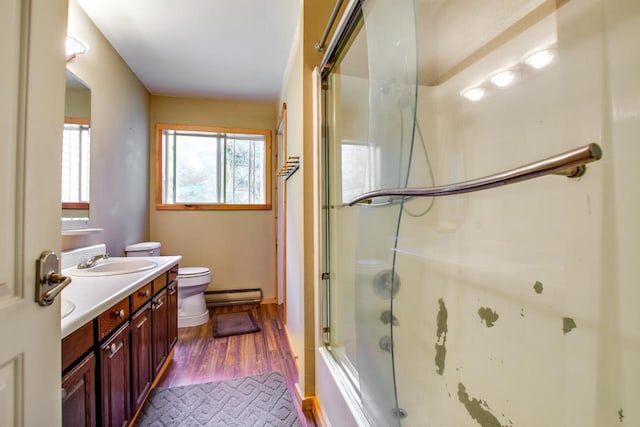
[348,143,602,206]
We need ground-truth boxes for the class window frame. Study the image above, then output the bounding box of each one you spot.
[62,117,90,210]
[155,123,272,211]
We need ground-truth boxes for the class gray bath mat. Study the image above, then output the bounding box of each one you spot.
[136,372,302,426]
[213,310,261,338]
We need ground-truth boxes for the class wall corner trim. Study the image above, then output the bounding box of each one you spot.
[284,324,301,375]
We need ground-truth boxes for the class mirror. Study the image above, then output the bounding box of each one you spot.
[62,70,91,228]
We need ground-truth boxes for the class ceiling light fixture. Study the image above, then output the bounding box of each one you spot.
[460,87,485,102]
[489,69,516,87]
[524,48,555,69]
[66,35,89,60]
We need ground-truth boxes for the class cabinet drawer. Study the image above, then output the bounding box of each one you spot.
[168,264,179,284]
[98,298,130,341]
[62,321,94,372]
[131,283,152,313]
[151,274,167,296]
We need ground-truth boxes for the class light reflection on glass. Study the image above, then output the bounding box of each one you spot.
[524,48,555,69]
[460,87,486,102]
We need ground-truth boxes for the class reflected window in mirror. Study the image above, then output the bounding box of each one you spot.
[62,70,91,227]
[62,118,90,207]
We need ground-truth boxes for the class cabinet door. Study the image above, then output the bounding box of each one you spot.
[62,352,96,427]
[130,304,153,412]
[152,289,168,376]
[100,322,131,427]
[167,280,178,351]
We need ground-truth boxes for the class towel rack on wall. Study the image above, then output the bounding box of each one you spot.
[348,143,602,206]
[277,156,301,181]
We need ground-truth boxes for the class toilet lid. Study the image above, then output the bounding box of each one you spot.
[178,267,210,278]
[125,242,161,251]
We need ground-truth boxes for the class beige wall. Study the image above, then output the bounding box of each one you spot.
[64,86,90,119]
[279,16,305,395]
[66,0,150,255]
[148,96,278,299]
[300,0,327,399]
[278,0,340,399]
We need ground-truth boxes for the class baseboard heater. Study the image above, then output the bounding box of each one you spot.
[204,288,263,307]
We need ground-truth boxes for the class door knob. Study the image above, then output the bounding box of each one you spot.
[36,251,72,306]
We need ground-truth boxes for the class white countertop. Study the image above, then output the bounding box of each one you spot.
[61,255,182,338]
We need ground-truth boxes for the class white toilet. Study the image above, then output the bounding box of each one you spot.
[124,242,211,328]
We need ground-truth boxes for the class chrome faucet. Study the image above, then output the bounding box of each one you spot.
[77,252,109,269]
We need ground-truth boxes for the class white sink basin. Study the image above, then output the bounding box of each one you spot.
[61,299,75,319]
[69,259,158,277]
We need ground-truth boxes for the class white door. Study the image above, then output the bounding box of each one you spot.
[0,0,68,425]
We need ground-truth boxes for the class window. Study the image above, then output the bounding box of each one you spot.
[61,119,90,208]
[155,124,271,210]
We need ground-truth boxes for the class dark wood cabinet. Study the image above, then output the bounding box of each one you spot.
[131,283,152,313]
[151,274,167,296]
[130,303,153,412]
[98,298,130,341]
[168,264,179,285]
[62,352,96,427]
[62,262,179,427]
[152,289,168,376]
[62,322,94,372]
[167,280,178,352]
[100,322,131,427]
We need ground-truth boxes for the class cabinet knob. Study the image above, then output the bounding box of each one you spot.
[112,309,125,318]
[139,289,150,297]
[107,343,117,354]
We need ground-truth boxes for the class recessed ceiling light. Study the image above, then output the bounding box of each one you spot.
[66,35,88,56]
[490,69,516,87]
[524,48,555,69]
[460,87,485,102]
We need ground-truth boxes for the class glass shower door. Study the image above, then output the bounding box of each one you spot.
[323,0,638,426]
[323,0,418,425]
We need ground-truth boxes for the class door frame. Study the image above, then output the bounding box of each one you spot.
[275,102,287,323]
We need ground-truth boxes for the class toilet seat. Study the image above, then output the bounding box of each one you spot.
[178,267,210,278]
[177,267,211,288]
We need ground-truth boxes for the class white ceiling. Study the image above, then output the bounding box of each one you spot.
[77,0,301,101]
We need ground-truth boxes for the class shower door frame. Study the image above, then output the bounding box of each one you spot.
[318,0,368,395]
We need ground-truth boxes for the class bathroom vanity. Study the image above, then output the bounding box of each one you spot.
[60,254,181,427]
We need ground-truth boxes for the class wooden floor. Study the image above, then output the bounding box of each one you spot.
[159,303,318,426]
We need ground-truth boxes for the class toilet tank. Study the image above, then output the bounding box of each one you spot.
[124,242,161,257]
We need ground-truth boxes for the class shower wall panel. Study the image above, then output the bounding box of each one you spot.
[389,0,640,425]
